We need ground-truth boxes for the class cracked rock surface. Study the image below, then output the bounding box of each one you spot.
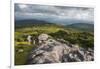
[27,34,94,64]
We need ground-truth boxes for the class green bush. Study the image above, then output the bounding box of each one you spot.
[49,30,94,48]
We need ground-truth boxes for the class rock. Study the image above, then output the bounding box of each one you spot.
[38,34,49,44]
[27,35,33,45]
[27,34,94,64]
[18,49,24,53]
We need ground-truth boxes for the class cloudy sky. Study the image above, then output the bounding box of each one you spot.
[15,3,94,25]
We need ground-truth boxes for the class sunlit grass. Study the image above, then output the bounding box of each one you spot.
[15,42,30,45]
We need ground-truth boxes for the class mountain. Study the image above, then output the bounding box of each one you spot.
[15,19,59,28]
[15,19,94,32]
[66,23,94,32]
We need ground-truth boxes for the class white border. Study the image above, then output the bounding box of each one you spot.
[11,0,96,69]
[11,0,14,68]
[14,0,95,8]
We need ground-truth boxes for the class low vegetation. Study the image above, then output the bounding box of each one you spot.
[15,23,94,65]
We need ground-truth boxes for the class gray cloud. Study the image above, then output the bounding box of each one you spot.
[15,3,94,25]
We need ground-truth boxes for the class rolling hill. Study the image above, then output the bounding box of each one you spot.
[66,23,94,32]
[15,19,94,32]
[15,19,61,28]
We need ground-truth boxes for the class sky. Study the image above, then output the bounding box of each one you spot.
[15,3,94,25]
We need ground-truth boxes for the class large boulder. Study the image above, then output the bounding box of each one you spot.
[27,34,94,64]
[38,34,50,44]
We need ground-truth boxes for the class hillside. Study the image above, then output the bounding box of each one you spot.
[66,23,94,32]
[15,19,62,28]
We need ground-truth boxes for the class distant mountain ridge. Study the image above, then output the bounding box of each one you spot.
[15,19,94,32]
[15,19,60,28]
[15,19,51,25]
[66,23,94,32]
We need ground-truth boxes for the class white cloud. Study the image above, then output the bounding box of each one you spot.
[18,4,28,9]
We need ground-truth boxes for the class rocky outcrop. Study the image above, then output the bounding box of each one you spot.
[27,34,94,64]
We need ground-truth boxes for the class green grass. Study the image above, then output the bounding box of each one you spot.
[15,45,34,65]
